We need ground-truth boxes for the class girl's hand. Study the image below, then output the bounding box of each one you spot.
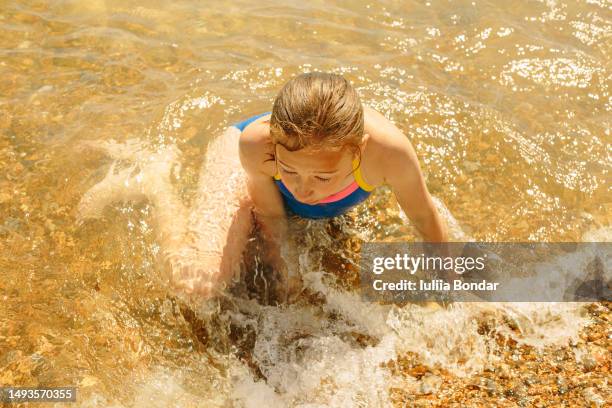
[256,213,304,303]
[263,238,303,303]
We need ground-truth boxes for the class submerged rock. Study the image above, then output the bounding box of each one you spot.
[419,374,442,395]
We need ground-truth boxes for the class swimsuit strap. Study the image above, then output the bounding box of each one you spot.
[351,157,376,192]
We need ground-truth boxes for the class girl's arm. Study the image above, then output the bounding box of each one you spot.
[239,132,301,299]
[238,129,287,240]
[378,132,449,243]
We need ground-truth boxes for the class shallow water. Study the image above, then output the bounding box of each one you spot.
[0,0,610,406]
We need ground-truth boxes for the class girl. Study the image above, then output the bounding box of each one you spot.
[235,72,447,300]
[78,72,447,301]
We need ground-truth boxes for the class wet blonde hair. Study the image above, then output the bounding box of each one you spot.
[269,72,364,158]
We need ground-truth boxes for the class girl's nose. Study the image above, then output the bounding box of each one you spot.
[297,192,313,201]
[294,179,314,200]
[294,186,313,200]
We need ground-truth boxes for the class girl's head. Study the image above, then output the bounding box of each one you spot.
[270,72,364,153]
[269,72,366,204]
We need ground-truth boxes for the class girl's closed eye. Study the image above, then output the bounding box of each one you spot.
[280,168,330,182]
[280,167,297,175]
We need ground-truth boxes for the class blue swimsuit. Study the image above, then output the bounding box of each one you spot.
[233,112,376,219]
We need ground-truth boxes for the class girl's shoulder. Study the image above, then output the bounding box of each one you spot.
[363,105,407,147]
[237,114,276,178]
[361,105,418,187]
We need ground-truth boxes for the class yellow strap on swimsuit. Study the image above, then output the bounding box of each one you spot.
[351,157,375,192]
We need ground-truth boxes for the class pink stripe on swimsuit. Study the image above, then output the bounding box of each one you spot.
[317,180,360,203]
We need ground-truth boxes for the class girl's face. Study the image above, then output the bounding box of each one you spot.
[275,143,356,204]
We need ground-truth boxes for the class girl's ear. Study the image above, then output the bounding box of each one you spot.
[350,134,370,161]
[360,133,371,149]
